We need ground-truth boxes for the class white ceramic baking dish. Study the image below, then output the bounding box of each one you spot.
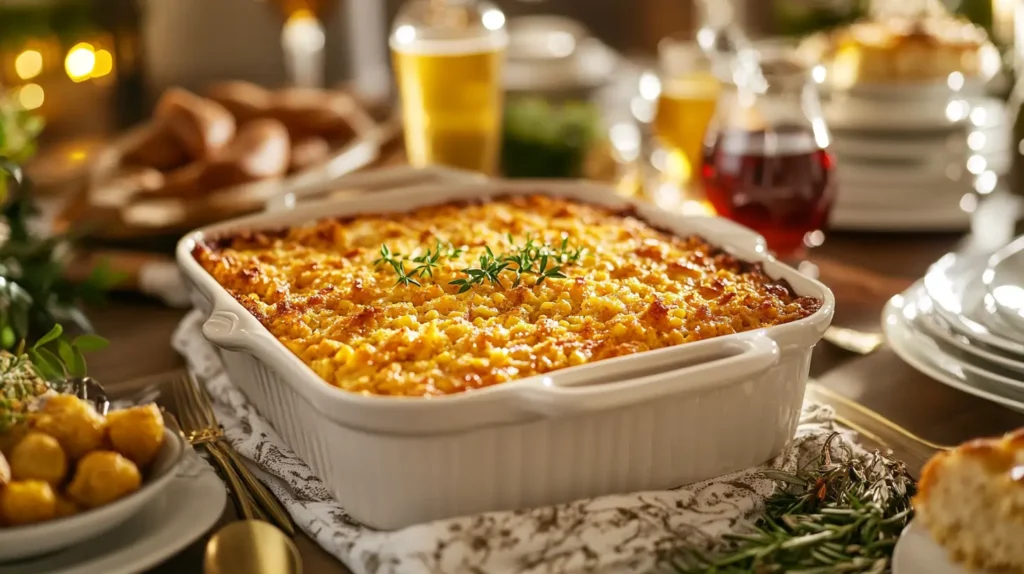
[176,180,835,530]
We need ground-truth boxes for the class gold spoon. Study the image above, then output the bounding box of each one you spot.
[204,521,301,574]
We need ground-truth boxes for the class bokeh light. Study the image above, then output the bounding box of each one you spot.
[65,42,96,82]
[14,50,43,80]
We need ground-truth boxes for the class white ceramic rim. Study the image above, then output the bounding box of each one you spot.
[883,289,1024,413]
[913,287,1024,375]
[924,252,1024,355]
[984,235,1024,336]
[892,520,969,574]
[177,179,835,435]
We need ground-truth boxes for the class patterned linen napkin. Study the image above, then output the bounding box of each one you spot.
[173,309,858,574]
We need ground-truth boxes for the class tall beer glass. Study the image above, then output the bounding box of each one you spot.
[653,39,721,185]
[390,0,507,175]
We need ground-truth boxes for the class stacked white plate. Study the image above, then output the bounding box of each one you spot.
[827,96,1010,232]
[883,238,1024,415]
[887,239,1024,573]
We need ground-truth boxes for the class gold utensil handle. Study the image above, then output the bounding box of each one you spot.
[807,383,952,477]
[215,441,296,537]
[204,442,260,521]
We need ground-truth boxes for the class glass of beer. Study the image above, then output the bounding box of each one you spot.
[390,0,507,175]
[652,39,721,185]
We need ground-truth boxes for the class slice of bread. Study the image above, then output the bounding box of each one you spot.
[914,428,1024,572]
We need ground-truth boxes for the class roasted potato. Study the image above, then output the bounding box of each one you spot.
[106,404,165,467]
[31,395,106,460]
[9,431,67,487]
[54,495,79,519]
[155,88,236,159]
[206,80,274,124]
[67,451,142,508]
[1,480,57,526]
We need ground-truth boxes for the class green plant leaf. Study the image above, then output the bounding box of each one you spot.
[33,323,63,349]
[57,339,83,376]
[72,333,109,352]
[28,348,62,381]
[70,346,87,378]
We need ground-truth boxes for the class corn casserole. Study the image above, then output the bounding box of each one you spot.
[193,194,821,396]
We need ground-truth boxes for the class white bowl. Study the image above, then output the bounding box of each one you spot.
[0,427,185,562]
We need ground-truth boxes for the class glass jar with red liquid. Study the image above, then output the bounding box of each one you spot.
[699,54,836,260]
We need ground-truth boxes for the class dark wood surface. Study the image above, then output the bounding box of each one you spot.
[84,222,1024,574]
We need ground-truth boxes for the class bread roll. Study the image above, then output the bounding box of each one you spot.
[915,427,1024,572]
[206,81,274,124]
[90,165,165,207]
[140,161,207,198]
[122,122,189,171]
[268,88,357,139]
[288,136,330,172]
[155,88,236,159]
[201,118,291,190]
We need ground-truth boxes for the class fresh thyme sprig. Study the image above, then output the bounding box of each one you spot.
[374,241,464,287]
[449,234,583,293]
[373,244,420,287]
[373,235,586,293]
[663,433,915,574]
[410,240,463,279]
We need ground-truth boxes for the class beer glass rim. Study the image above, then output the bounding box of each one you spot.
[657,38,713,77]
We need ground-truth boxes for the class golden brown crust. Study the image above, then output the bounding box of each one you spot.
[194,195,821,397]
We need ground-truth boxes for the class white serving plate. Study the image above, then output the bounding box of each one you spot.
[914,290,1024,375]
[177,179,835,530]
[882,288,1024,413]
[924,252,1024,355]
[984,235,1024,337]
[0,427,185,562]
[893,520,973,574]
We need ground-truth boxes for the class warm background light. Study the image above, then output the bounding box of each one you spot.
[91,48,113,78]
[17,83,45,110]
[65,42,96,81]
[14,50,43,80]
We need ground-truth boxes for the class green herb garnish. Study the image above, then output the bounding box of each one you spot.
[373,235,585,293]
[0,323,109,432]
[664,433,915,573]
[373,243,420,287]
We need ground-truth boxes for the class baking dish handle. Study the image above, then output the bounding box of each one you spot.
[512,330,780,417]
[202,309,270,352]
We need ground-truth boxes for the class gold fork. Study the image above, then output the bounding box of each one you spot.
[172,375,295,536]
[806,383,953,476]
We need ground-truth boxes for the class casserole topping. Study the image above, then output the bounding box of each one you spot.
[193,195,821,397]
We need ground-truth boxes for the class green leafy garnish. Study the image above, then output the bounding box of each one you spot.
[0,324,109,432]
[664,433,915,573]
[373,235,586,293]
[24,323,109,380]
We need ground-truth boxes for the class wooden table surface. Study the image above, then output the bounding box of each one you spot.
[83,216,1024,573]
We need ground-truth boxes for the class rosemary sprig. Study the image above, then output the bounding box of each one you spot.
[664,433,915,574]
